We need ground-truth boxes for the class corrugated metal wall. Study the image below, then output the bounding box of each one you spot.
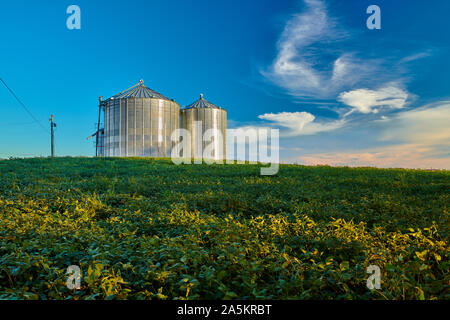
[104,97,179,157]
[97,130,105,157]
[180,107,227,160]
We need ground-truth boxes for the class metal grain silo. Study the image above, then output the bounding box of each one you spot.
[180,94,227,160]
[102,80,179,157]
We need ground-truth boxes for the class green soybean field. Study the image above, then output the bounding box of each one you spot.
[0,157,448,300]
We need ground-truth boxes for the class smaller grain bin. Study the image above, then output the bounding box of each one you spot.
[180,94,227,160]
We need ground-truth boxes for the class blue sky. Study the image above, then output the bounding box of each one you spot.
[0,0,449,168]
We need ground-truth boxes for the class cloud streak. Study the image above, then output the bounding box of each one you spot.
[298,144,450,169]
[263,0,376,99]
[258,111,345,137]
[378,102,450,146]
[297,102,450,169]
[338,85,410,115]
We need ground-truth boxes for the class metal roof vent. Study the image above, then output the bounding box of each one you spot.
[184,93,224,110]
[108,80,171,100]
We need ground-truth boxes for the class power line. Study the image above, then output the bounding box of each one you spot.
[0,77,49,134]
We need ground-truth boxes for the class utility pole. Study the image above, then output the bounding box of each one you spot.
[50,115,56,157]
[96,96,103,157]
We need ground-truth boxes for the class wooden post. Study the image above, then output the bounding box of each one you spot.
[50,115,56,157]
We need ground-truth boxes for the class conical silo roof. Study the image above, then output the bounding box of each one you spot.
[184,94,224,110]
[110,80,171,100]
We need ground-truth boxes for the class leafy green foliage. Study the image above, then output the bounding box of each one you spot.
[0,157,448,299]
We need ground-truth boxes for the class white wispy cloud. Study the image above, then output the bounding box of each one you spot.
[378,102,450,146]
[230,109,346,139]
[338,85,410,115]
[400,50,433,64]
[256,0,446,169]
[263,0,376,99]
[258,111,345,136]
